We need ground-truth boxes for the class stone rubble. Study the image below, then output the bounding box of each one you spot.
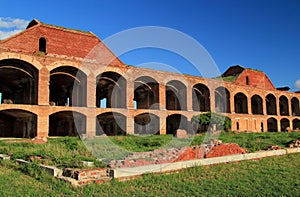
[109,139,245,168]
[288,138,300,148]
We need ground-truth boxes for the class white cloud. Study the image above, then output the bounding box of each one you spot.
[294,79,300,90]
[0,17,29,40]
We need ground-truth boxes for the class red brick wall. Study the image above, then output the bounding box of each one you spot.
[235,69,275,90]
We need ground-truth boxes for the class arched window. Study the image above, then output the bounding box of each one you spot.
[39,37,47,53]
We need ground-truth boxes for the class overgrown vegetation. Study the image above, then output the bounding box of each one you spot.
[0,153,299,196]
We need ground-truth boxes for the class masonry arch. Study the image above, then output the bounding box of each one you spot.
[166,80,187,110]
[280,118,290,131]
[96,72,126,108]
[134,76,159,109]
[215,86,230,113]
[166,114,188,135]
[96,112,126,136]
[192,83,210,112]
[49,111,86,136]
[49,66,87,107]
[0,109,37,138]
[251,95,263,115]
[267,117,278,132]
[279,95,289,116]
[266,94,277,115]
[134,113,160,135]
[0,59,38,105]
[291,97,300,116]
[234,92,248,114]
[292,119,300,130]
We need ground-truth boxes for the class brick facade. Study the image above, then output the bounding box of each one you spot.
[0,20,300,138]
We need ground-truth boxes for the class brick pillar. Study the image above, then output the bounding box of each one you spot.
[187,84,193,111]
[276,96,280,116]
[210,89,215,112]
[262,118,267,132]
[127,81,134,109]
[159,114,167,135]
[159,84,166,110]
[262,96,267,115]
[38,67,50,105]
[87,73,96,107]
[230,92,235,114]
[277,118,281,132]
[288,97,292,116]
[36,108,49,137]
[247,96,252,115]
[126,116,134,134]
[86,111,96,137]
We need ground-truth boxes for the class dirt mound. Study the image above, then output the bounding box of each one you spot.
[205,143,246,158]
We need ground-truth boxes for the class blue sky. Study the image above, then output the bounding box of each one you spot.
[1,0,300,91]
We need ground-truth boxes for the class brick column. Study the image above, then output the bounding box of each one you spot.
[127,81,134,109]
[230,92,235,114]
[262,96,267,115]
[247,97,252,115]
[87,73,96,107]
[288,97,292,116]
[186,84,193,111]
[126,116,134,134]
[36,108,49,137]
[86,111,96,137]
[210,89,215,112]
[38,67,50,105]
[159,114,167,135]
[276,97,280,116]
[159,84,166,110]
[277,118,281,132]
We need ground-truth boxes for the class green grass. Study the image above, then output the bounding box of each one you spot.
[0,153,299,196]
[0,137,106,168]
[1,132,300,166]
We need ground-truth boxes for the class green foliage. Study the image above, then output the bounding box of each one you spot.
[192,112,232,131]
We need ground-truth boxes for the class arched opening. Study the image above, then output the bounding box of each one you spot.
[96,112,126,136]
[251,95,263,115]
[166,80,187,110]
[134,113,160,135]
[0,109,37,138]
[280,118,290,131]
[234,92,248,114]
[279,96,289,116]
[292,119,300,130]
[49,111,86,136]
[291,97,300,116]
[134,76,159,109]
[192,83,210,112]
[0,59,38,105]
[215,87,230,113]
[267,118,278,132]
[166,114,188,135]
[266,94,277,115]
[261,122,264,132]
[96,72,126,108]
[39,37,46,53]
[50,66,87,107]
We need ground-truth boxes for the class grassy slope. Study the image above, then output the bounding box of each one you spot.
[0,153,299,196]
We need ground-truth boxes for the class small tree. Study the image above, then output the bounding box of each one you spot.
[192,112,231,132]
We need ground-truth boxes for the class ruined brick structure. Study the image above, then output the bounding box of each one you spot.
[0,19,300,138]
